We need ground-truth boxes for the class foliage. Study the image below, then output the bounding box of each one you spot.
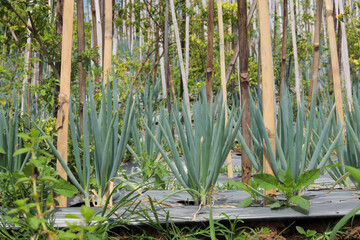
[229,180,261,207]
[145,88,243,205]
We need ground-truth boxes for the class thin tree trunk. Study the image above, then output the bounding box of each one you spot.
[289,0,301,105]
[338,0,353,110]
[273,0,278,51]
[225,0,257,84]
[238,0,251,185]
[279,0,288,102]
[77,0,86,134]
[205,0,214,106]
[94,0,103,67]
[169,0,191,116]
[113,7,119,56]
[258,0,276,203]
[324,0,345,134]
[185,0,190,91]
[308,0,323,109]
[21,20,31,114]
[103,0,113,85]
[56,0,75,207]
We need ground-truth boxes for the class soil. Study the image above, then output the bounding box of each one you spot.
[111,217,360,239]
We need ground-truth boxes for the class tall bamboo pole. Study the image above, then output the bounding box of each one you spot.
[169,0,191,117]
[238,0,251,184]
[289,0,301,105]
[258,0,276,202]
[103,0,113,85]
[205,0,214,106]
[217,0,233,178]
[77,0,86,134]
[279,0,288,103]
[308,0,323,109]
[338,0,353,110]
[324,0,345,130]
[56,0,75,207]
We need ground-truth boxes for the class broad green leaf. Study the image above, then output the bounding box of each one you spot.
[229,181,250,192]
[92,216,107,222]
[81,205,95,220]
[28,216,43,230]
[253,173,279,190]
[296,226,306,235]
[54,179,79,198]
[345,166,360,184]
[290,196,310,210]
[296,169,320,190]
[238,197,252,208]
[64,214,81,219]
[0,147,5,154]
[13,148,30,156]
[267,201,283,209]
[17,133,31,140]
[56,231,79,239]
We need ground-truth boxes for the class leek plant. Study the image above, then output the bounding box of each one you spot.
[41,79,135,206]
[146,89,243,205]
[237,86,342,182]
[0,89,30,173]
[127,81,168,188]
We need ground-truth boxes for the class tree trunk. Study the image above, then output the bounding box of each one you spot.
[205,0,214,106]
[289,0,301,105]
[258,0,276,203]
[164,0,172,113]
[103,0,113,85]
[279,0,288,102]
[308,0,322,109]
[77,0,86,134]
[238,0,251,185]
[56,0,75,207]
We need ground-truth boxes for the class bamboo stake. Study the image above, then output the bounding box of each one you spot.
[308,0,323,109]
[258,0,276,203]
[102,0,112,86]
[169,0,191,117]
[338,0,353,110]
[217,0,233,178]
[56,0,75,207]
[205,0,214,106]
[279,0,288,103]
[289,0,301,106]
[324,0,345,133]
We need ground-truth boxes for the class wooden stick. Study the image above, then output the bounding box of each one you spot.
[56,0,75,207]
[102,0,113,86]
[258,0,276,204]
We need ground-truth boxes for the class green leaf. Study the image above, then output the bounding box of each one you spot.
[296,169,320,190]
[267,201,283,209]
[229,181,250,192]
[64,214,81,219]
[57,231,79,239]
[15,177,30,185]
[290,196,310,211]
[23,164,33,177]
[17,133,31,140]
[13,148,30,156]
[54,179,79,198]
[345,166,360,184]
[296,226,306,235]
[80,205,95,221]
[28,216,42,230]
[41,176,58,183]
[92,216,107,222]
[253,173,279,190]
[238,197,252,208]
[0,147,5,154]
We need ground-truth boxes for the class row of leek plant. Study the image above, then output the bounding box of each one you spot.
[145,88,243,205]
[235,84,343,182]
[39,78,134,207]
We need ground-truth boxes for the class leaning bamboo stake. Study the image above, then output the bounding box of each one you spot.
[169,0,191,117]
[56,0,75,207]
[258,0,276,203]
[217,0,233,178]
[308,0,323,109]
[324,0,345,132]
[289,0,301,106]
[102,0,112,86]
[205,0,214,106]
